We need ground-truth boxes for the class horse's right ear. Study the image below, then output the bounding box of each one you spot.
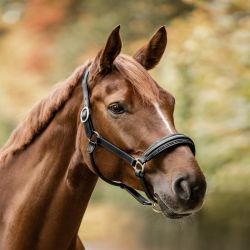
[93,25,122,74]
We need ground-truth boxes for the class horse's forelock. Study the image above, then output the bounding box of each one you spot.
[114,54,160,104]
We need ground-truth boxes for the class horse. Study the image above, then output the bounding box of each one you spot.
[0,26,206,250]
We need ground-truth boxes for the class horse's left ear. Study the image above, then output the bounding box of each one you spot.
[95,25,122,74]
[133,26,167,70]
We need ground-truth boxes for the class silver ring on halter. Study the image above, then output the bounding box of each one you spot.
[80,107,90,123]
[134,160,145,174]
[88,131,100,145]
[152,202,162,214]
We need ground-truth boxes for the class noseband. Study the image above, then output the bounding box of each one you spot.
[80,68,196,207]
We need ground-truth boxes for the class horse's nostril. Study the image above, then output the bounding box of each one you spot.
[172,177,191,201]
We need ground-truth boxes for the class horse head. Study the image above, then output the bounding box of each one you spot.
[79,26,206,219]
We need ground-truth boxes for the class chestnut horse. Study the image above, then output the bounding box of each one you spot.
[0,26,206,250]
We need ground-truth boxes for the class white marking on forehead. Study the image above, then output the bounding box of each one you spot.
[154,103,174,133]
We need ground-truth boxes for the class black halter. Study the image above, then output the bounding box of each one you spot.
[80,68,196,206]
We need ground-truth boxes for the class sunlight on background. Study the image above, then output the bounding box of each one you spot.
[0,0,249,249]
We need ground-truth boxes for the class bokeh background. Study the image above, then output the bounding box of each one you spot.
[0,0,249,249]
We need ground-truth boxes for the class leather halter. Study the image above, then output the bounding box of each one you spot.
[80,68,196,206]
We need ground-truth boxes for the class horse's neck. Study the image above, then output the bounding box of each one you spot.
[0,85,97,250]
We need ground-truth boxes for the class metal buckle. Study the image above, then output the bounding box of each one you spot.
[152,202,162,214]
[134,160,145,172]
[80,107,89,123]
[134,160,145,175]
[88,131,100,144]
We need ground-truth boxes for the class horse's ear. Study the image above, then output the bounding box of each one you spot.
[95,25,122,74]
[133,26,167,70]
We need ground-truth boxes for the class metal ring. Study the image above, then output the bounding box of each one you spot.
[88,131,100,144]
[80,107,89,123]
[134,160,145,173]
[152,203,162,214]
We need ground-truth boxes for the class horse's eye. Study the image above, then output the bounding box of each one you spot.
[108,102,126,115]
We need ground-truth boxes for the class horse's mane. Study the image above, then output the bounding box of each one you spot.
[0,55,160,164]
[0,62,91,164]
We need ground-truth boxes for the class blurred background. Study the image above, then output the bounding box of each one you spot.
[0,0,249,249]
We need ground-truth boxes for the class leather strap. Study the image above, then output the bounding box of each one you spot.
[139,134,195,164]
[80,69,94,138]
[98,137,137,166]
[89,151,152,205]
